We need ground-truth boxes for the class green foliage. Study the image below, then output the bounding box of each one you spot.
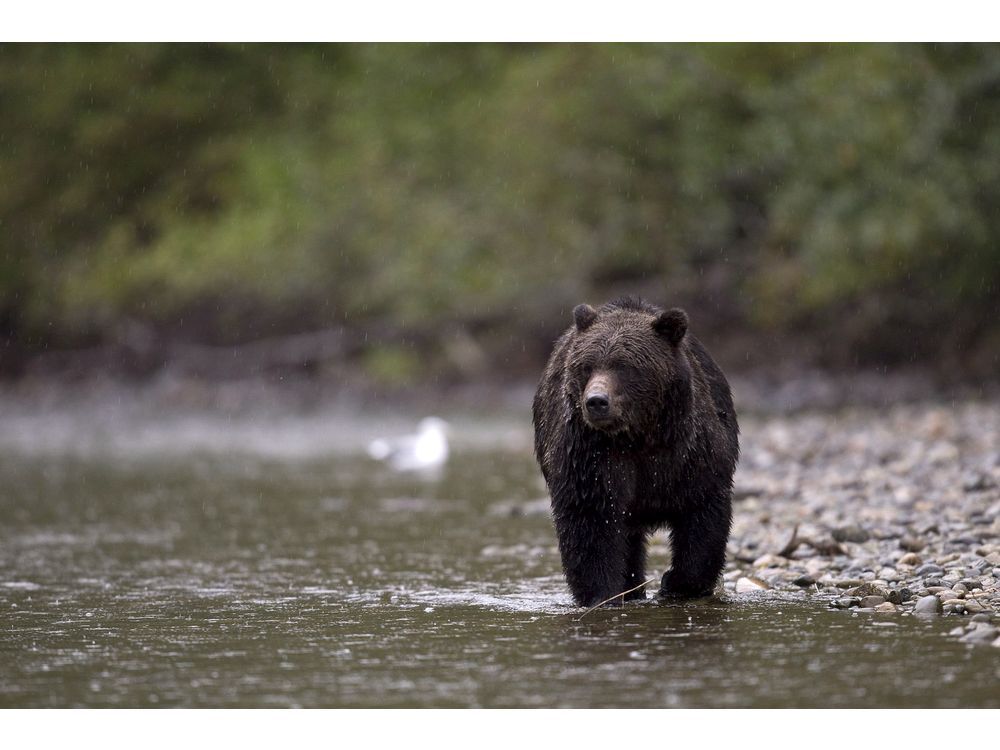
[1,43,998,370]
[362,344,423,386]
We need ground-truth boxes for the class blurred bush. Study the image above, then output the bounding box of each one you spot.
[1,43,998,379]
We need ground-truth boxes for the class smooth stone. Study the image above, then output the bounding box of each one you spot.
[900,537,926,552]
[833,597,861,609]
[752,553,786,568]
[916,563,944,576]
[735,576,771,593]
[861,595,887,608]
[792,574,816,587]
[963,472,995,492]
[833,525,870,544]
[897,552,923,566]
[950,536,981,546]
[914,595,943,614]
[960,625,999,642]
[874,602,897,613]
[845,582,889,598]
[886,588,913,604]
[834,579,866,588]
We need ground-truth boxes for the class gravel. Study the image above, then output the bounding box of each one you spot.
[720,400,999,644]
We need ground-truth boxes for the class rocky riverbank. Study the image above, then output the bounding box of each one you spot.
[724,401,1000,646]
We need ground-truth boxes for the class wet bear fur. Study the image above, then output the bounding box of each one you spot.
[532,297,739,607]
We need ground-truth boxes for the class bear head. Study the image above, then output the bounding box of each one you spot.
[564,297,692,437]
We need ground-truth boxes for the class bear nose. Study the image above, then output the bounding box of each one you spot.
[586,393,610,417]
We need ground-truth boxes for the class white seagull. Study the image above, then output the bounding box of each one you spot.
[367,417,450,473]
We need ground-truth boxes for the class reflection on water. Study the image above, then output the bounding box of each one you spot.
[0,419,998,707]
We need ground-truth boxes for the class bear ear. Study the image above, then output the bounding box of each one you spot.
[573,304,598,332]
[652,308,688,345]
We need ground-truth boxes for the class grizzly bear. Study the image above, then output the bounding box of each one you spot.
[533,297,739,607]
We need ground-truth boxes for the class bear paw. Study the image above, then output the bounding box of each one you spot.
[658,570,717,600]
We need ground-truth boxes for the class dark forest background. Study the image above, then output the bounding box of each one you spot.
[2,44,998,386]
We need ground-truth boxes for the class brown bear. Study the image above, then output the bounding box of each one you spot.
[532,296,739,607]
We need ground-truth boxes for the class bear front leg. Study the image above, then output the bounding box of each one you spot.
[659,500,732,599]
[553,513,629,608]
[623,529,648,601]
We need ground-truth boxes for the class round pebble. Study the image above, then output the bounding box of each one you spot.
[914,595,943,615]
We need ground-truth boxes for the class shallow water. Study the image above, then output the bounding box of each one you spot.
[1,417,998,707]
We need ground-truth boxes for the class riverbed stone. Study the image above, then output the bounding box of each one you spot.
[752,553,786,568]
[832,597,861,609]
[833,525,870,544]
[960,624,999,643]
[885,589,903,605]
[845,582,888,598]
[963,472,995,492]
[834,578,866,589]
[735,576,770,593]
[899,537,926,553]
[914,595,943,614]
[718,402,999,621]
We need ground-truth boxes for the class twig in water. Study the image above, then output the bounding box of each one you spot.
[574,578,658,621]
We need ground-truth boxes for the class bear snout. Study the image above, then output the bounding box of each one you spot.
[585,393,609,416]
[583,372,617,427]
